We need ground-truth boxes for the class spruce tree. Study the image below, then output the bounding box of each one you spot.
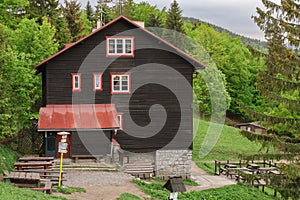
[86,1,95,25]
[251,0,300,138]
[61,0,84,41]
[241,1,300,199]
[165,0,185,33]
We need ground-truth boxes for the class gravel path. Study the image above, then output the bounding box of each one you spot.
[53,162,236,199]
[53,170,150,200]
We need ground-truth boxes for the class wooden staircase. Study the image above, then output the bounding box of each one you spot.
[124,162,155,179]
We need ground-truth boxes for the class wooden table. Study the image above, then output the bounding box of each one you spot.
[225,164,237,168]
[14,161,53,170]
[5,172,40,187]
[18,157,54,162]
[247,163,260,169]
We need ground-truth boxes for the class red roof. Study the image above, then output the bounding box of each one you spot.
[38,104,119,131]
[35,15,205,71]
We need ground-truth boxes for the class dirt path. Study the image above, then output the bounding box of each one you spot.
[186,162,236,191]
[53,162,236,199]
[53,170,149,200]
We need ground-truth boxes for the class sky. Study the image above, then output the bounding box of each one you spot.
[75,0,267,40]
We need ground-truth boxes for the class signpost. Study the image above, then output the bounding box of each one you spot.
[57,131,70,187]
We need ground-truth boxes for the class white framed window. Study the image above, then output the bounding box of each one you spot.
[117,113,123,130]
[111,73,131,94]
[106,37,134,56]
[72,73,81,92]
[93,73,102,91]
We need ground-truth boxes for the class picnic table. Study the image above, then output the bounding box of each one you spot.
[18,157,54,163]
[225,164,237,168]
[14,161,53,170]
[247,163,260,170]
[5,171,40,187]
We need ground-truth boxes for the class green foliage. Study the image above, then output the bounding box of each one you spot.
[129,2,166,27]
[0,182,66,200]
[185,21,264,116]
[182,179,199,186]
[57,186,86,194]
[0,17,58,139]
[117,193,141,200]
[62,0,87,41]
[165,0,184,33]
[133,180,275,200]
[0,144,18,174]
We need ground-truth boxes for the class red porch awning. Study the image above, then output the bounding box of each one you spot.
[38,104,120,131]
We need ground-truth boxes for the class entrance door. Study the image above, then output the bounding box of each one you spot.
[56,132,72,158]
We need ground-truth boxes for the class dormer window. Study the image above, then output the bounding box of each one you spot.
[106,37,134,57]
[72,73,81,92]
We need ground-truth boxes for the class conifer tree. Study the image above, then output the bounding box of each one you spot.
[86,1,95,25]
[251,0,300,138]
[61,0,84,41]
[26,0,60,24]
[241,1,300,199]
[165,0,185,33]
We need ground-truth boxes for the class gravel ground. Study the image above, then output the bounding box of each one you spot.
[63,170,134,187]
[53,170,150,200]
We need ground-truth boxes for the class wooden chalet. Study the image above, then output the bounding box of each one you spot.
[234,121,267,134]
[35,16,205,177]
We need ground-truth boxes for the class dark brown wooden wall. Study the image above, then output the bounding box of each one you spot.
[42,18,194,152]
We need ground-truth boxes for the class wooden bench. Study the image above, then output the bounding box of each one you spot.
[72,155,102,163]
[14,162,53,171]
[124,162,155,179]
[31,181,53,194]
[18,157,54,163]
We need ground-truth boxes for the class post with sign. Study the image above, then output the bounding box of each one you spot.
[57,131,70,187]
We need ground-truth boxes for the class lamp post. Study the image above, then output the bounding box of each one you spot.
[57,131,70,187]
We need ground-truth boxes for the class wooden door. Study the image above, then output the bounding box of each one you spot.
[56,132,72,158]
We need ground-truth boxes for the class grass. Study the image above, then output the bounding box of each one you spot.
[0,144,18,174]
[193,118,275,174]
[56,186,86,194]
[133,180,277,200]
[150,177,199,186]
[117,193,141,200]
[0,182,67,200]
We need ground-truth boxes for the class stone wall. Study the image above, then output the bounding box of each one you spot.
[155,150,192,179]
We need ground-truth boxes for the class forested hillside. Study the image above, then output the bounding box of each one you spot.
[1,0,296,141]
[0,0,267,140]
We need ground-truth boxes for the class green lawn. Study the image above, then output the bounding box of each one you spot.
[133,180,275,200]
[193,118,274,174]
[0,144,18,174]
[0,182,66,200]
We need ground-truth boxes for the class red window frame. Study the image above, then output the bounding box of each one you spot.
[106,36,135,57]
[110,73,131,94]
[93,73,103,91]
[72,73,81,92]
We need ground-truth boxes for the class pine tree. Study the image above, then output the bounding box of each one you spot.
[251,0,300,138]
[86,1,95,25]
[26,0,60,24]
[61,0,84,41]
[95,0,112,25]
[241,1,300,199]
[165,0,185,33]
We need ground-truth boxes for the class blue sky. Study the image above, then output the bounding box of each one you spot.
[74,0,266,40]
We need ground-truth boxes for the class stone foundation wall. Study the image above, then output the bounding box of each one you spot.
[155,150,192,178]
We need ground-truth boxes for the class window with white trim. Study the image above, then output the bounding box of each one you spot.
[111,73,130,94]
[93,73,102,91]
[72,74,81,92]
[117,114,123,130]
[107,37,134,56]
